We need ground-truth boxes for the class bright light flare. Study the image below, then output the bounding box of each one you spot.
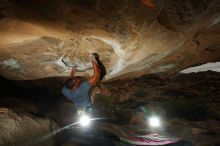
[148,116,161,128]
[79,115,91,127]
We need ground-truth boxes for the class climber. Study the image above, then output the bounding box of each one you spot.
[92,53,106,86]
[61,53,105,115]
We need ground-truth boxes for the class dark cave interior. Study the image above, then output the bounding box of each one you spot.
[0,0,220,146]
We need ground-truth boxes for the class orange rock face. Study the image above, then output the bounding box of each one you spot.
[0,0,220,80]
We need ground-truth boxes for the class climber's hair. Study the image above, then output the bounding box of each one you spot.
[64,76,80,89]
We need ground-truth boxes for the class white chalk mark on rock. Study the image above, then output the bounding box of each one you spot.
[89,36,128,76]
[2,58,20,69]
[56,56,69,71]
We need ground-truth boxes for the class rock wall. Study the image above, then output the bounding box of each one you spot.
[0,0,220,80]
[0,108,58,146]
[93,71,220,145]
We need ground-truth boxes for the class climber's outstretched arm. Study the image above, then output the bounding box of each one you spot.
[88,54,100,85]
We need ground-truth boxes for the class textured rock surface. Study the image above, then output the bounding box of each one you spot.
[0,108,58,146]
[93,71,220,146]
[0,0,220,80]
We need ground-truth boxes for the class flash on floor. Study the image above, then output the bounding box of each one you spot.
[79,115,91,127]
[148,116,161,128]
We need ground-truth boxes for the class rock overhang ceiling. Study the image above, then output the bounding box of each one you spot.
[0,0,220,80]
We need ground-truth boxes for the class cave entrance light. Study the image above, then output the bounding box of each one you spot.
[180,62,220,73]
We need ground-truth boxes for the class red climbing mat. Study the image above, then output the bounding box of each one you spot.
[120,133,179,145]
